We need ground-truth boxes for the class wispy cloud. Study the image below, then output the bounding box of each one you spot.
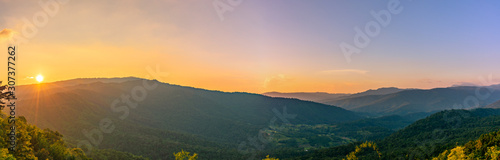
[264,74,292,88]
[0,28,15,42]
[417,79,443,84]
[319,69,368,75]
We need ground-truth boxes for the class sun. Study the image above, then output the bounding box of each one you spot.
[36,75,44,82]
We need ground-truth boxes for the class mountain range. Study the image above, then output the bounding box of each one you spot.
[15,77,361,159]
[9,77,500,159]
[267,85,500,116]
[263,87,407,103]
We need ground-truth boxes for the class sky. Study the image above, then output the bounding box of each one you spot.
[1,0,500,94]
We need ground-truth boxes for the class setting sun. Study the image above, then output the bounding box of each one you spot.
[36,75,44,82]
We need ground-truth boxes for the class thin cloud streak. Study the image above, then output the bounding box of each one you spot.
[319,69,369,75]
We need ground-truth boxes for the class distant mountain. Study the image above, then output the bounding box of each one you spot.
[338,87,408,100]
[485,99,500,108]
[47,77,141,87]
[262,87,407,104]
[262,92,350,102]
[16,78,361,159]
[323,86,500,116]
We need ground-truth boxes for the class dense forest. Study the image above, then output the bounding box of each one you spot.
[0,113,89,160]
[265,109,500,159]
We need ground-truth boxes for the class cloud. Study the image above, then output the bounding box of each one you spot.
[24,76,35,80]
[417,79,443,84]
[0,28,16,42]
[450,82,478,87]
[319,69,368,75]
[264,74,292,88]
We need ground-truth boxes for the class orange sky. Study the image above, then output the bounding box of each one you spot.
[1,0,499,94]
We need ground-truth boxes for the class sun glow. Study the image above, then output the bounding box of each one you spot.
[36,75,44,82]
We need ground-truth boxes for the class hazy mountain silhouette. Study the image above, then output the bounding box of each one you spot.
[262,92,350,102]
[263,87,407,104]
[485,99,500,108]
[324,86,500,116]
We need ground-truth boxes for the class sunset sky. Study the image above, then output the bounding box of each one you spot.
[1,0,500,93]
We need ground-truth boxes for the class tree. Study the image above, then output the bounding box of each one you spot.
[0,81,90,160]
[446,146,467,160]
[173,150,198,160]
[262,155,279,160]
[344,141,381,160]
[0,148,15,160]
[486,146,500,160]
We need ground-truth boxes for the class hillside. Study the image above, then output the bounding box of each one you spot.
[433,129,500,159]
[284,108,500,159]
[0,112,90,159]
[15,78,362,159]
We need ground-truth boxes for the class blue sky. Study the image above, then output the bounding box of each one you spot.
[1,0,499,93]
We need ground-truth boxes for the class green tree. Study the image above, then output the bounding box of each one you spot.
[446,146,467,160]
[0,82,90,160]
[0,148,15,160]
[344,141,381,160]
[486,146,500,160]
[262,155,279,160]
[173,150,198,160]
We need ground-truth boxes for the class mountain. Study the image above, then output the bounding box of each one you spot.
[15,78,362,159]
[337,87,408,100]
[323,86,500,116]
[262,92,350,102]
[262,87,407,104]
[47,77,142,87]
[485,99,500,108]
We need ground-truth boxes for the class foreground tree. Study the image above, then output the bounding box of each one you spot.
[0,82,90,159]
[173,150,198,160]
[344,141,381,160]
[262,155,279,160]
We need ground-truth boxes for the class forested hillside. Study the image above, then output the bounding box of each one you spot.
[0,82,148,160]
[279,109,500,159]
[433,129,500,159]
[0,112,89,160]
